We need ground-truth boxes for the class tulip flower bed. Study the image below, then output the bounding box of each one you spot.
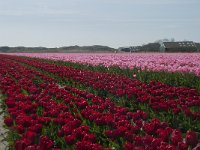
[8,53,200,92]
[0,54,200,149]
[6,55,200,131]
[8,53,200,76]
[0,56,106,149]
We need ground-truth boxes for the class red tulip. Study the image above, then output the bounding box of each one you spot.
[171,130,182,145]
[125,142,135,150]
[83,134,96,143]
[143,123,155,135]
[15,138,31,150]
[65,134,76,145]
[134,136,143,146]
[186,131,198,147]
[25,131,37,144]
[57,130,64,137]
[4,117,13,127]
[143,135,153,145]
[40,136,54,149]
[124,131,133,142]
[178,142,189,150]
[15,125,25,134]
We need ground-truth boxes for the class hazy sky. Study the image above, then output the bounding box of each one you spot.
[0,0,200,48]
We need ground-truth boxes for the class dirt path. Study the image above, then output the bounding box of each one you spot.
[0,94,8,150]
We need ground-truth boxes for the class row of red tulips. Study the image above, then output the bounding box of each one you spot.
[0,55,199,149]
[0,57,105,149]
[6,55,200,121]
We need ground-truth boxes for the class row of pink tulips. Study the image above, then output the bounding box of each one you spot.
[8,53,200,76]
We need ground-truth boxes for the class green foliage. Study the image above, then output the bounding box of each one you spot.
[0,45,117,53]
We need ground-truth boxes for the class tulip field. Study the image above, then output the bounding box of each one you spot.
[0,54,200,150]
[9,53,200,76]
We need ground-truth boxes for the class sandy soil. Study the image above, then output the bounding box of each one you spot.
[0,94,9,150]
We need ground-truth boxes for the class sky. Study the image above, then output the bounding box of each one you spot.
[0,0,200,48]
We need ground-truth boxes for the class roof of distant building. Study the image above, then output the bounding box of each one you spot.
[163,41,196,48]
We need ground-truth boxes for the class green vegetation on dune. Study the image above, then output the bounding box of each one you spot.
[0,45,117,53]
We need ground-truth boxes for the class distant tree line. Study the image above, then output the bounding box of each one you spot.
[0,45,116,53]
